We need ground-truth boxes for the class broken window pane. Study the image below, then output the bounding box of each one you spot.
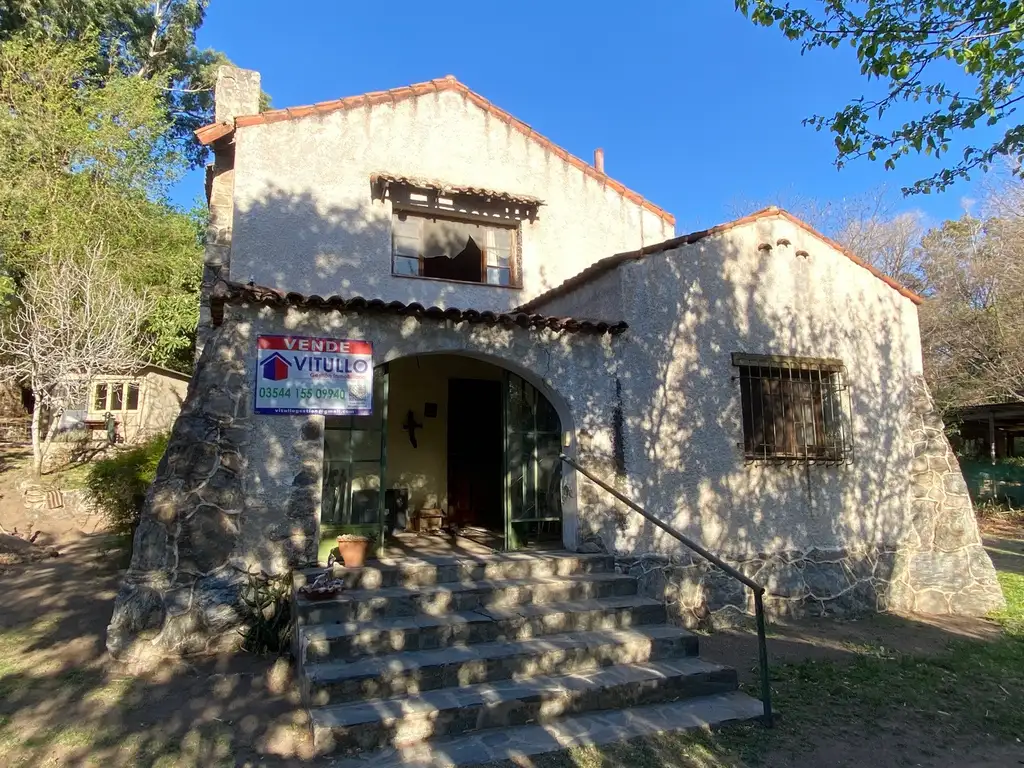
[392,211,516,285]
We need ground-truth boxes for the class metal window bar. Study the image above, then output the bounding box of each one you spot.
[732,354,852,466]
[558,454,773,727]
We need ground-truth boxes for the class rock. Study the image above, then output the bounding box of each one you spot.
[577,536,605,554]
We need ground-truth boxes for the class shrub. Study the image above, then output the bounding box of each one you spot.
[85,433,168,539]
[238,572,292,655]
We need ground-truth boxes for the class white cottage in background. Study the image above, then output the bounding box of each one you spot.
[109,66,1002,664]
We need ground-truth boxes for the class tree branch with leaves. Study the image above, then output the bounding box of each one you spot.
[735,1,1024,194]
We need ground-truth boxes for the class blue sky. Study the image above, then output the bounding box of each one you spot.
[178,0,998,234]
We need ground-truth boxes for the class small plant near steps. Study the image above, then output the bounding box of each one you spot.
[291,551,765,766]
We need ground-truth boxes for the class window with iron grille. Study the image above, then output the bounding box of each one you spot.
[733,353,853,464]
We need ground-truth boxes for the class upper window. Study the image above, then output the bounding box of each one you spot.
[92,381,141,413]
[733,353,852,464]
[392,211,517,287]
[374,175,537,289]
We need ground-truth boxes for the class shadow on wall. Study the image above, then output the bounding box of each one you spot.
[107,184,995,659]
[229,185,971,616]
[561,226,961,622]
[232,184,526,310]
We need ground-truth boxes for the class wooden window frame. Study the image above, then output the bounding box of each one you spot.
[733,353,853,465]
[91,380,142,413]
[391,207,521,289]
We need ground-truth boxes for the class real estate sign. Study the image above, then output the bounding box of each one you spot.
[254,335,374,415]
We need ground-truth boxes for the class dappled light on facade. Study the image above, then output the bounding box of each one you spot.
[97,63,1008,765]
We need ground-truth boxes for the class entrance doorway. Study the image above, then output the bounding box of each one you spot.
[447,379,504,543]
[318,354,566,560]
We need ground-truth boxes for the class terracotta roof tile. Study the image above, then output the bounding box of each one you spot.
[209,280,628,335]
[194,77,673,225]
[516,206,925,313]
[194,121,233,144]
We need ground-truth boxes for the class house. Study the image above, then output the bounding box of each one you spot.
[84,366,190,442]
[108,67,1003,750]
[57,365,191,443]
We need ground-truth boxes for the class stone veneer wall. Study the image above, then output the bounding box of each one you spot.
[887,378,1005,614]
[612,547,898,629]
[107,321,256,657]
[601,376,1004,627]
[196,66,261,359]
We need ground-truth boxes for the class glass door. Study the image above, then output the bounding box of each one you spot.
[504,373,562,550]
[320,365,389,560]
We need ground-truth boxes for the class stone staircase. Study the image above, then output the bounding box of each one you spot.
[293,551,764,766]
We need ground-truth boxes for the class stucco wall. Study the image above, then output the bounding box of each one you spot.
[574,216,925,557]
[531,268,625,320]
[139,372,189,437]
[229,89,673,310]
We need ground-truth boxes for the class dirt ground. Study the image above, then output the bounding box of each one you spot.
[0,535,314,767]
[0,444,1021,767]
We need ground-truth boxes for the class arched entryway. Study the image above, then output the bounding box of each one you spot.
[318,352,574,557]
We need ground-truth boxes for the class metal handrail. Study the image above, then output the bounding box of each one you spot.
[559,453,773,726]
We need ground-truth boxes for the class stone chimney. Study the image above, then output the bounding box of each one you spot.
[197,66,261,360]
[214,65,261,123]
[593,148,604,174]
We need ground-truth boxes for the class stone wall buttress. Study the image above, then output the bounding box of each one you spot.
[888,377,1005,615]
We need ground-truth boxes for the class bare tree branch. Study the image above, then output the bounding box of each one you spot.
[0,246,151,474]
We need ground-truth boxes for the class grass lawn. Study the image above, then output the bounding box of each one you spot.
[482,567,1024,768]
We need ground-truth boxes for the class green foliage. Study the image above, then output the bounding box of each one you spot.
[0,34,203,371]
[0,1,268,168]
[238,573,293,655]
[85,433,169,539]
[735,1,1024,194]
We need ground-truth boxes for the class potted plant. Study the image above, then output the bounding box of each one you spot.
[335,531,374,568]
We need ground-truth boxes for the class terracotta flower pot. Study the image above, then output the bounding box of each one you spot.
[336,535,371,568]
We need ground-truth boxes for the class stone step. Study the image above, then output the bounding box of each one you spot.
[324,691,765,767]
[298,595,669,660]
[309,658,742,755]
[296,573,638,624]
[294,552,614,590]
[302,625,700,706]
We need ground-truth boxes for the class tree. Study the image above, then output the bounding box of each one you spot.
[735,1,1024,194]
[834,209,924,291]
[0,0,249,167]
[917,210,1024,409]
[0,33,203,370]
[1,248,149,475]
